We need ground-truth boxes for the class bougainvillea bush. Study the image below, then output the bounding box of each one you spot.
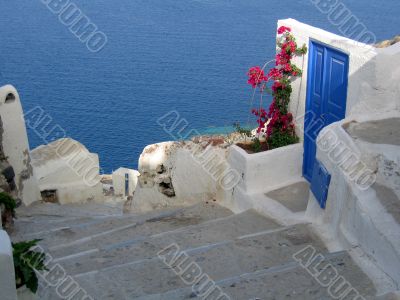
[246,26,307,151]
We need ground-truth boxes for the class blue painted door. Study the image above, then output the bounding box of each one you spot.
[303,41,349,181]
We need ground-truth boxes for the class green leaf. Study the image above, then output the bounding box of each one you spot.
[12,239,46,293]
[25,273,39,293]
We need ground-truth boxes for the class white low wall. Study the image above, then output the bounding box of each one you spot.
[306,113,400,291]
[133,141,229,212]
[0,229,17,300]
[218,143,305,221]
[31,138,103,204]
[228,143,303,194]
[112,168,139,197]
[0,85,40,205]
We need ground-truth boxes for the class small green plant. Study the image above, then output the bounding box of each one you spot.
[0,192,16,228]
[13,239,47,293]
[0,192,16,212]
[267,129,299,149]
[233,122,252,137]
[251,138,262,153]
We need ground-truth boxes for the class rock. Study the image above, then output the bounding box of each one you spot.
[0,174,10,193]
[156,164,165,174]
[162,176,171,184]
[375,34,400,48]
[1,166,15,183]
[160,187,175,197]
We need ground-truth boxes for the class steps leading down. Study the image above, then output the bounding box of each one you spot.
[12,202,376,300]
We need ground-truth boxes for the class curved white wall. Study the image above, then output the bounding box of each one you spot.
[0,85,40,205]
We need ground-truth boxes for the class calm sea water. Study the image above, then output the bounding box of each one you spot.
[1,0,399,172]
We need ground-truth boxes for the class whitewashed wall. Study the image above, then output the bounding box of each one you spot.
[228,144,303,194]
[0,229,16,300]
[0,85,40,205]
[374,43,400,112]
[31,138,103,204]
[277,19,385,138]
[112,167,139,197]
[132,141,229,212]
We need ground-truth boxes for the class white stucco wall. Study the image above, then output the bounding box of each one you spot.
[112,167,139,197]
[306,113,400,290]
[276,19,392,138]
[132,141,230,212]
[374,43,400,112]
[228,143,303,194]
[31,138,103,204]
[0,229,17,300]
[0,85,40,206]
[276,20,400,289]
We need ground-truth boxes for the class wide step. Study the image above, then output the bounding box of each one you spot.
[140,252,376,300]
[56,209,280,276]
[12,203,377,300]
[66,224,326,299]
[13,203,232,248]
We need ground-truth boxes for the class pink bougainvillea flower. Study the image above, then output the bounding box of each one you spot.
[247,66,268,88]
[280,40,297,55]
[275,51,290,66]
[246,25,305,137]
[271,81,285,92]
[278,26,291,34]
[283,63,292,73]
[267,68,282,80]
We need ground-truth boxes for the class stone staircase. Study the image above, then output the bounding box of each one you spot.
[11,202,377,300]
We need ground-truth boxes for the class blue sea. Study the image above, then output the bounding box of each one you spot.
[1,0,399,173]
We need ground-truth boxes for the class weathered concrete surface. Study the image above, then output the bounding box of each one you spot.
[345,118,400,146]
[143,252,376,300]
[49,203,232,258]
[69,225,327,299]
[10,202,379,300]
[266,181,310,212]
[373,183,400,224]
[56,209,280,276]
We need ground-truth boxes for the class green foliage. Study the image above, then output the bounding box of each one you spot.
[13,239,47,293]
[0,192,16,211]
[233,122,252,137]
[267,130,299,149]
[251,138,262,153]
[296,43,308,55]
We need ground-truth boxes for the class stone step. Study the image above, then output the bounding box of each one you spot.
[39,223,327,299]
[137,251,376,300]
[11,216,98,241]
[14,203,232,249]
[76,224,327,299]
[55,209,281,276]
[16,202,125,218]
[46,203,233,257]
